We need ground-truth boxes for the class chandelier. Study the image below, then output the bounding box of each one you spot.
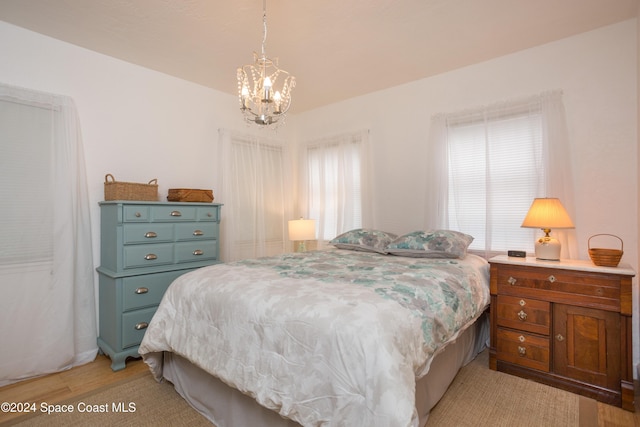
[237,0,296,127]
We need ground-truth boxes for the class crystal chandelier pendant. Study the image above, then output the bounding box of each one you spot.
[237,1,295,128]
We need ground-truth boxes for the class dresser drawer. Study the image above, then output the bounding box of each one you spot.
[175,222,218,241]
[497,327,550,372]
[496,295,550,335]
[122,270,187,311]
[123,243,174,269]
[121,307,156,349]
[123,205,150,222]
[123,223,174,244]
[175,240,217,263]
[198,206,220,221]
[496,266,621,310]
[151,205,198,221]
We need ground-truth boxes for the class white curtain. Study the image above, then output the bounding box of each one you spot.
[0,83,96,386]
[218,129,293,261]
[301,130,372,245]
[426,90,577,259]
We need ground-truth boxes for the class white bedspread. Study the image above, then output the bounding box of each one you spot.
[139,249,489,427]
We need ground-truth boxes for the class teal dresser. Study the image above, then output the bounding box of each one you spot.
[97,201,222,370]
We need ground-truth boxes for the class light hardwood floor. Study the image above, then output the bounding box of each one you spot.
[1,355,639,426]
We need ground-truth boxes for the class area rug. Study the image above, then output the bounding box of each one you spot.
[426,350,580,426]
[6,373,211,427]
[7,349,583,427]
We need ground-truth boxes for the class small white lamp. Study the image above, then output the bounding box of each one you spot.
[288,218,316,252]
[521,198,574,260]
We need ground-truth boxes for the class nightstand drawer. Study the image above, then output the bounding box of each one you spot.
[497,327,550,372]
[122,307,156,349]
[123,243,174,269]
[122,270,187,311]
[496,266,621,310]
[496,295,550,335]
[123,223,174,244]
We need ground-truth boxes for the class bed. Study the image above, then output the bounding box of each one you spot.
[139,229,490,427]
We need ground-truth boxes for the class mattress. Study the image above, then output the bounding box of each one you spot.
[140,249,490,427]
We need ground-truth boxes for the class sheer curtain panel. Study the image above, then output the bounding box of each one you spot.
[218,129,293,261]
[0,83,96,386]
[301,130,372,245]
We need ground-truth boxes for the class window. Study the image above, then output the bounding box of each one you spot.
[447,108,544,254]
[305,130,368,242]
[218,130,292,261]
[427,91,574,258]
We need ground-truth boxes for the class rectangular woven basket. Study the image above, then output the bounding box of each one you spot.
[167,188,214,203]
[104,174,158,201]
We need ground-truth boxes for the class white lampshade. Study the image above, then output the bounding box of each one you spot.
[288,218,316,253]
[521,198,574,260]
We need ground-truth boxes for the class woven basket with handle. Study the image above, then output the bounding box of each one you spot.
[104,174,158,201]
[588,234,623,267]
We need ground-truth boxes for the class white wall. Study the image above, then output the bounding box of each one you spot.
[293,20,639,375]
[0,20,257,278]
[0,18,638,376]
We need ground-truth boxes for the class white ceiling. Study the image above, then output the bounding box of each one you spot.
[0,0,637,113]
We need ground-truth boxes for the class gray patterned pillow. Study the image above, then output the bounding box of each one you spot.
[385,230,474,259]
[330,229,398,254]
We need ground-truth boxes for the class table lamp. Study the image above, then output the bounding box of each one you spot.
[288,218,316,252]
[521,198,574,260]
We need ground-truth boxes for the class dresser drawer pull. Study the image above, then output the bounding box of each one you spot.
[518,346,527,356]
[144,254,158,260]
[134,287,149,294]
[135,212,142,218]
[134,322,149,330]
[193,249,204,256]
[207,212,213,217]
[556,334,565,342]
[170,210,182,217]
[519,299,526,306]
[519,335,525,342]
[144,231,157,238]
[548,275,556,283]
[193,230,204,236]
[508,276,517,285]
[517,310,527,321]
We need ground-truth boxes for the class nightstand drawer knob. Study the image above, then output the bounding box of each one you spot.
[518,346,526,356]
[519,335,525,342]
[556,334,565,342]
[134,322,149,330]
[517,310,528,321]
[135,287,149,294]
[508,277,517,285]
[144,254,158,260]
[193,230,204,236]
[193,249,204,256]
[170,210,182,217]
[519,299,526,306]
[144,231,157,238]
[548,275,556,283]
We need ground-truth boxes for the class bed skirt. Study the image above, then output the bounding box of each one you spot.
[160,312,489,427]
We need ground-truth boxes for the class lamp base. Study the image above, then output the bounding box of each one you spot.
[294,241,307,253]
[535,236,561,261]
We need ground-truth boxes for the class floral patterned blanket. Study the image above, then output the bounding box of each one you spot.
[140,249,489,427]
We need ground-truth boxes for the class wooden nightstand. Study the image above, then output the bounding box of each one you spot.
[489,255,636,411]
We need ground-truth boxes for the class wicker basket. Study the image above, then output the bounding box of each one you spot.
[167,188,214,203]
[104,174,158,201]
[588,234,623,267]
